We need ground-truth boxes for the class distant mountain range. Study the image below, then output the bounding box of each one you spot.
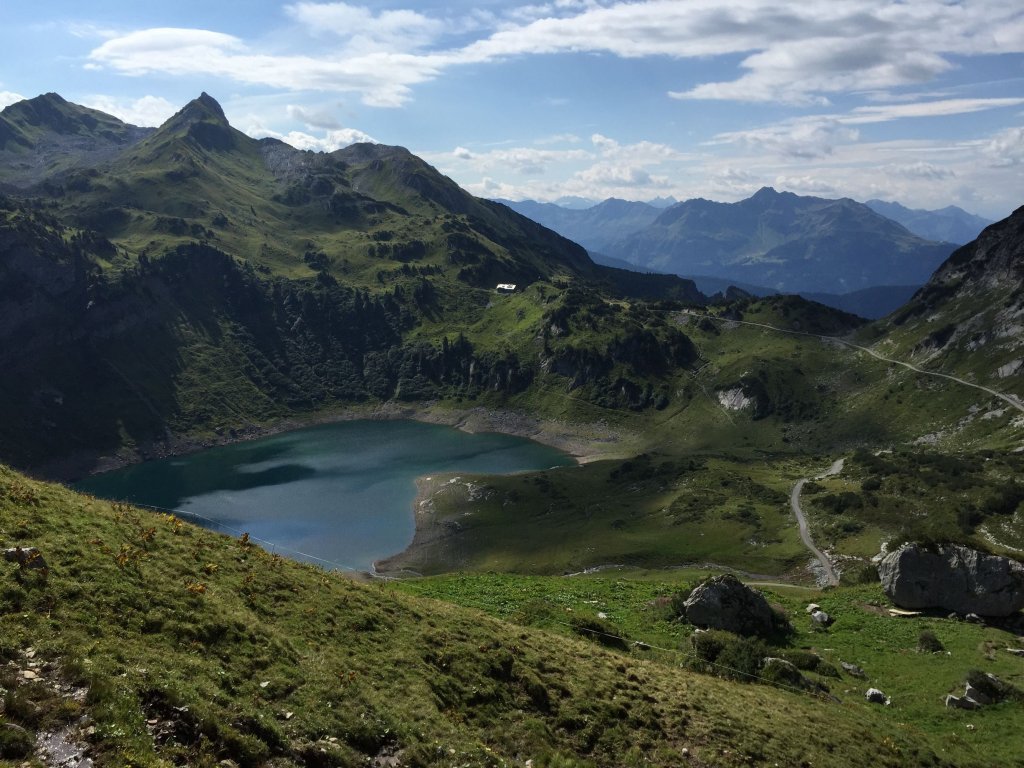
[496,198,663,255]
[864,199,991,245]
[500,189,984,311]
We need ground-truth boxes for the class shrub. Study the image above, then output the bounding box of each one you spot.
[0,722,34,759]
[668,589,692,619]
[689,631,766,682]
[917,630,944,654]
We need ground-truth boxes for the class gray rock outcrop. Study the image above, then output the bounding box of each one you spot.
[682,574,785,636]
[877,543,1024,617]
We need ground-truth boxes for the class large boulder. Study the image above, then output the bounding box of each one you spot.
[683,574,784,636]
[878,543,1024,617]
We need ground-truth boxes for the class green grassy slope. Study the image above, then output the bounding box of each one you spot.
[395,572,1024,768]
[0,465,965,768]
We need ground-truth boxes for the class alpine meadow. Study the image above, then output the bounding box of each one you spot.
[1,2,1024,767]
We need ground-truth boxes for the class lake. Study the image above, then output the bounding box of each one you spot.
[76,420,574,572]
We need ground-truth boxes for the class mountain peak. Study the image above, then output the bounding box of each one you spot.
[158,93,237,151]
[170,92,228,126]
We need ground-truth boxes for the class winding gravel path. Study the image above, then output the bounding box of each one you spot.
[790,458,845,587]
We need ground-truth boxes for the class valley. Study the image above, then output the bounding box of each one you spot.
[0,88,1022,768]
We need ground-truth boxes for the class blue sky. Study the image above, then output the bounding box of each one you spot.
[2,1,1023,218]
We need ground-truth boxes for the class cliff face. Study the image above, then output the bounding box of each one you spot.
[875,206,1024,398]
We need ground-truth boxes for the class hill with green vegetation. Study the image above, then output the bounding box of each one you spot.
[0,93,153,189]
[1,464,1018,768]
[1,92,1024,767]
[0,93,705,474]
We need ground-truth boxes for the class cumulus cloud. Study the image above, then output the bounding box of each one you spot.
[82,94,177,126]
[247,124,376,152]
[984,126,1024,167]
[773,176,838,195]
[574,163,669,188]
[0,91,26,109]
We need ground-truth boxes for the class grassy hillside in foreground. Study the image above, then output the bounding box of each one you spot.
[394,572,1024,768]
[0,465,967,768]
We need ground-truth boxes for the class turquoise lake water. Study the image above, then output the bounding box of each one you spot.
[76,420,574,572]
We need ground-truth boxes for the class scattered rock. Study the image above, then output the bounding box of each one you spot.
[20,670,38,680]
[36,726,93,768]
[841,662,866,678]
[878,543,1024,617]
[964,683,992,706]
[805,603,821,614]
[1006,648,1024,657]
[945,694,980,710]
[682,575,786,636]
[965,613,984,624]
[865,688,890,705]
[3,547,48,570]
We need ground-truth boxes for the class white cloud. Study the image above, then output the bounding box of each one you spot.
[247,124,376,152]
[81,94,177,126]
[713,119,860,160]
[285,2,443,54]
[884,162,955,180]
[772,176,838,195]
[286,104,343,130]
[87,27,446,107]
[65,21,119,40]
[535,132,581,145]
[844,98,1024,125]
[984,126,1024,167]
[710,98,1024,161]
[574,163,667,188]
[85,3,1024,109]
[0,91,26,109]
